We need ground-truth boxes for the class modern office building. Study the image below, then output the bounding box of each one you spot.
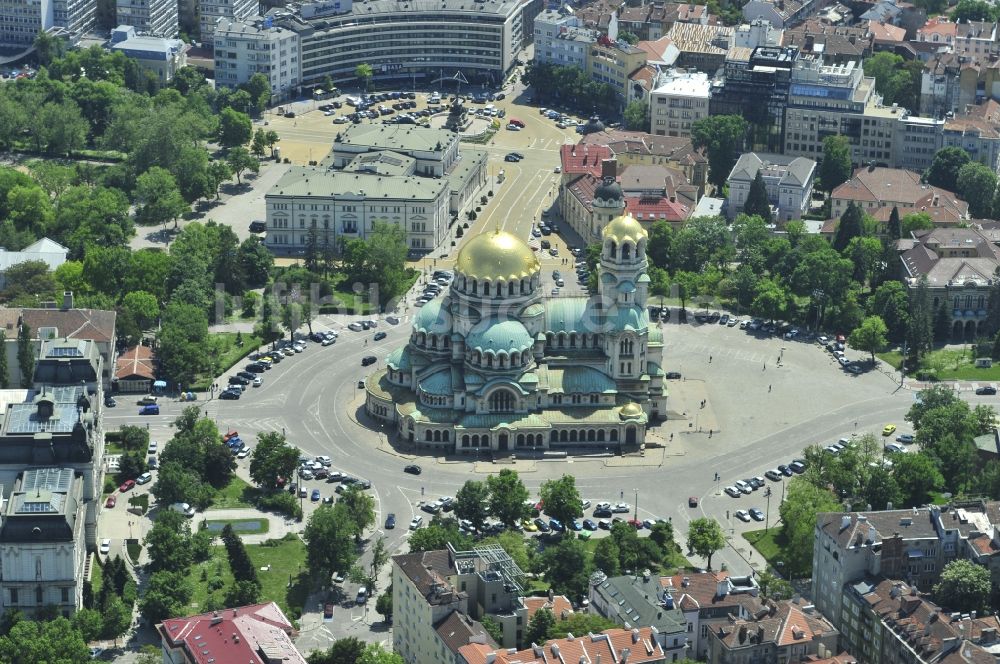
[0,0,54,47]
[110,26,188,82]
[365,216,668,452]
[710,46,798,153]
[270,0,537,89]
[115,0,176,36]
[198,0,256,42]
[650,70,710,137]
[53,0,96,40]
[214,17,300,102]
[726,152,816,222]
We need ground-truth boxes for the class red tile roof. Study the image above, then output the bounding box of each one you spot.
[460,627,666,664]
[560,144,614,178]
[115,345,155,381]
[522,595,574,623]
[158,602,305,664]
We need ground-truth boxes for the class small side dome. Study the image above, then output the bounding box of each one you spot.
[620,402,644,419]
[603,214,647,245]
[594,177,623,205]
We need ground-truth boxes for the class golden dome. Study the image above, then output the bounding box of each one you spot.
[603,214,647,245]
[620,402,644,419]
[455,229,540,282]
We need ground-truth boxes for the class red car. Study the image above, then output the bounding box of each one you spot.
[119,479,135,492]
[105,495,117,508]
[628,518,644,529]
[224,429,239,442]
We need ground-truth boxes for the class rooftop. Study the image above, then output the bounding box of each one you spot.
[592,573,688,634]
[832,167,967,218]
[713,597,837,650]
[578,130,707,164]
[652,70,711,97]
[436,611,497,656]
[269,166,447,201]
[1,467,81,542]
[459,626,666,664]
[393,549,462,606]
[660,570,762,613]
[158,603,305,664]
[115,345,156,381]
[333,123,456,154]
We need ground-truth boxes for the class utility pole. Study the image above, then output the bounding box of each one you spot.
[633,488,639,524]
[765,487,772,533]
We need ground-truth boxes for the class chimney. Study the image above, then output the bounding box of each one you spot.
[620,647,631,663]
[486,654,497,664]
[739,625,748,644]
[632,628,640,643]
[602,158,618,179]
[757,626,765,642]
[233,632,240,644]
[62,291,73,310]
[682,577,690,587]
[717,578,730,598]
[841,514,852,531]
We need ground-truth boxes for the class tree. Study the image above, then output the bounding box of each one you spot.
[241,73,272,115]
[2,260,56,304]
[251,128,268,158]
[750,278,790,323]
[304,503,359,579]
[847,236,884,291]
[71,608,103,642]
[778,478,840,576]
[249,431,300,490]
[952,0,998,20]
[833,202,863,253]
[869,281,910,343]
[146,509,193,573]
[933,559,991,613]
[227,146,259,185]
[623,100,648,131]
[892,452,944,507]
[221,524,259,587]
[355,63,374,91]
[16,323,33,388]
[30,101,88,156]
[756,569,794,600]
[339,485,376,540]
[691,115,748,190]
[925,146,971,192]
[526,608,556,646]
[863,52,921,108]
[375,587,392,622]
[539,475,583,527]
[157,301,208,386]
[686,518,726,570]
[592,537,621,576]
[957,161,997,218]
[454,480,490,532]
[218,107,253,149]
[646,220,672,269]
[849,316,888,363]
[539,536,592,600]
[207,160,233,199]
[0,617,89,664]
[408,517,473,553]
[743,171,772,222]
[357,644,404,664]
[135,166,187,228]
[139,570,192,623]
[887,206,902,240]
[486,469,530,527]
[820,135,852,192]
[906,277,934,358]
[308,637,366,664]
[122,291,160,330]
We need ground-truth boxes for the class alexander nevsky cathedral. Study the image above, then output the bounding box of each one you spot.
[364,213,666,453]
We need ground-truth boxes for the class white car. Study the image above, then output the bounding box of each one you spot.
[348,322,364,331]
[409,516,423,530]
[735,510,751,522]
[612,502,631,513]
[580,499,592,510]
[595,501,612,511]
[100,539,111,555]
[237,447,251,459]
[253,376,263,387]
[316,455,332,466]
[322,337,335,346]
[725,486,741,498]
[884,442,908,454]
[333,116,348,124]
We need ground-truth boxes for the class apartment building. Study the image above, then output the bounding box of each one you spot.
[588,37,648,104]
[116,0,176,36]
[735,18,784,48]
[726,152,816,222]
[812,502,1000,629]
[660,571,762,660]
[942,100,1000,171]
[840,577,999,664]
[214,17,300,102]
[710,46,799,153]
[534,8,598,69]
[588,571,688,659]
[459,627,669,664]
[53,0,95,40]
[666,23,733,72]
[578,129,709,195]
[272,0,533,89]
[955,20,998,59]
[706,597,839,664]
[650,70,710,137]
[742,0,819,29]
[617,2,709,41]
[392,544,527,662]
[782,21,871,64]
[831,166,966,219]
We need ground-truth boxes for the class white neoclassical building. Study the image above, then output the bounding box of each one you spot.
[364,215,668,453]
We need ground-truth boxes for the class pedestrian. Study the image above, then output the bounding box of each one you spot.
[620,490,624,499]
[709,355,712,363]
[421,486,425,496]
[768,384,772,392]
[670,433,674,442]
[763,362,766,371]
[709,429,713,438]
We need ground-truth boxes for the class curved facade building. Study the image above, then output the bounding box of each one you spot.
[272,0,538,87]
[365,217,668,453]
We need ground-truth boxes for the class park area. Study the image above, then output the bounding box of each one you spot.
[879,346,1000,381]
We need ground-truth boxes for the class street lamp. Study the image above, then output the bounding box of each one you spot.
[633,488,639,523]
[764,487,772,533]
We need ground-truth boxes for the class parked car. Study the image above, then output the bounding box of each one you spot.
[896,434,915,444]
[582,518,597,530]
[311,489,321,501]
[884,442,907,454]
[789,460,807,473]
[136,472,152,485]
[105,495,116,508]
[765,469,783,482]
[749,508,765,522]
[534,518,550,533]
[409,516,423,530]
[882,424,897,436]
[119,479,135,492]
[688,496,699,507]
[725,486,741,498]
[735,509,751,522]
[100,539,111,555]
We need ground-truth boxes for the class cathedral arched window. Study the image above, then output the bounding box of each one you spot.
[622,243,632,260]
[489,389,516,413]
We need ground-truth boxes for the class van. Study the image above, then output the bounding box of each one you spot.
[170,502,195,517]
[139,404,159,415]
[509,118,525,128]
[136,472,152,485]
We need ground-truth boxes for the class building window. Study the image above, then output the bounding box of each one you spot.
[9,589,17,604]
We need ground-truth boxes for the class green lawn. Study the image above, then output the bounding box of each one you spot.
[742,528,790,568]
[578,534,690,573]
[878,347,1000,381]
[127,494,149,514]
[190,332,263,390]
[185,533,308,618]
[90,556,103,591]
[203,518,270,535]
[125,539,142,563]
[209,475,255,510]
